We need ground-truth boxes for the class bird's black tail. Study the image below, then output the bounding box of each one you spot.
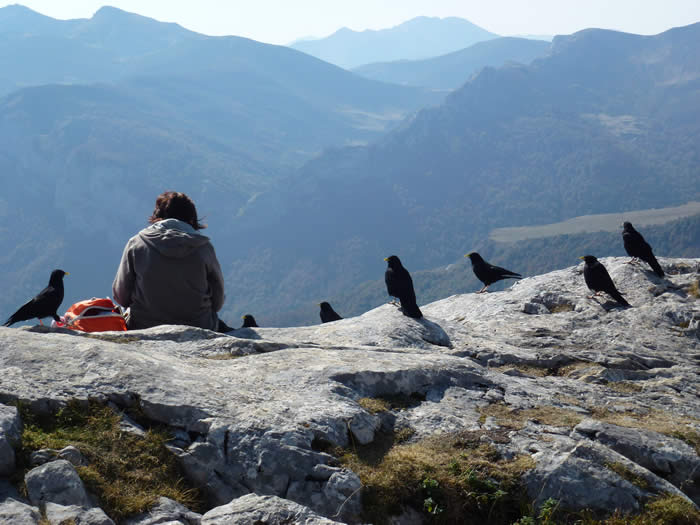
[648,256,665,278]
[3,317,14,327]
[610,290,630,307]
[401,300,423,319]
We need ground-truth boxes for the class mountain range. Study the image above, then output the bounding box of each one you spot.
[0,5,698,328]
[0,5,441,321]
[222,22,700,325]
[289,16,499,69]
[353,37,551,90]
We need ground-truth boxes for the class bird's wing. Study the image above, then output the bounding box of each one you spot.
[490,264,521,278]
[385,270,400,297]
[594,264,618,292]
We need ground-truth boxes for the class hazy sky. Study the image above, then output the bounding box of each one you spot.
[2,1,700,44]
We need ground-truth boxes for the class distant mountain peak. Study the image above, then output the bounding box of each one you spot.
[290,15,499,69]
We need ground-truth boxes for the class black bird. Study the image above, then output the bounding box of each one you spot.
[579,255,630,307]
[4,269,68,327]
[319,302,342,323]
[384,255,422,319]
[622,222,664,277]
[241,314,258,328]
[465,252,522,293]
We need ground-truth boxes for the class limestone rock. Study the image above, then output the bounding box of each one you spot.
[574,419,700,501]
[124,496,202,525]
[0,403,22,476]
[200,494,343,524]
[0,498,41,524]
[31,445,88,468]
[0,257,697,521]
[25,459,90,508]
[44,502,115,525]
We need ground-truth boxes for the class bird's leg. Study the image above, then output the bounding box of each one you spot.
[388,299,400,307]
[477,285,489,294]
[39,319,44,326]
[626,257,638,265]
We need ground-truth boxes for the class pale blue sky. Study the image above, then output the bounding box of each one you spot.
[2,1,700,44]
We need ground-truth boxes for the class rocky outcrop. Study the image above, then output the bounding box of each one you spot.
[200,494,344,524]
[0,404,21,476]
[0,257,698,523]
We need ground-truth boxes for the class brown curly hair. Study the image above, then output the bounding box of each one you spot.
[149,191,206,230]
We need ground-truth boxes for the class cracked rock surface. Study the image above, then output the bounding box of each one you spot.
[0,257,698,522]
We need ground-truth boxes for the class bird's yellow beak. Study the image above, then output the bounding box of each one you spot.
[241,315,245,319]
[464,253,472,257]
[383,257,389,261]
[65,272,70,276]
[578,256,585,260]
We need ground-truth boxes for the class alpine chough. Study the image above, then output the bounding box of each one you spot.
[579,255,630,307]
[319,302,343,323]
[465,252,521,293]
[3,269,68,326]
[384,255,422,319]
[241,314,258,328]
[622,222,664,277]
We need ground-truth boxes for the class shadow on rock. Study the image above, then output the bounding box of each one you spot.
[229,328,262,340]
[417,317,451,348]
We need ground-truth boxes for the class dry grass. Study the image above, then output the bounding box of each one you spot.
[557,362,603,377]
[17,401,202,521]
[686,280,699,299]
[203,353,240,360]
[358,397,392,414]
[606,381,644,393]
[549,303,575,313]
[591,407,700,455]
[492,360,594,379]
[604,462,649,489]
[357,393,425,414]
[336,429,534,524]
[591,494,700,524]
[493,365,550,377]
[479,403,585,430]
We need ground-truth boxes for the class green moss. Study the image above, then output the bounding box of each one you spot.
[17,401,202,521]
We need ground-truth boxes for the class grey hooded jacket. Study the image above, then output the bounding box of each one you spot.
[112,219,225,330]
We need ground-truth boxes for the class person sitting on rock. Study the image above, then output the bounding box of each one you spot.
[112,191,232,332]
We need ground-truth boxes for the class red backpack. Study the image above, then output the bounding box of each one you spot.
[59,298,127,332]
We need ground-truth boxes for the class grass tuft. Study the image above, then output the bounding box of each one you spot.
[357,393,426,414]
[604,462,649,489]
[358,397,392,414]
[606,381,644,393]
[687,280,699,299]
[478,403,585,430]
[591,407,700,455]
[336,429,534,524]
[591,494,700,524]
[17,400,202,521]
[549,303,575,313]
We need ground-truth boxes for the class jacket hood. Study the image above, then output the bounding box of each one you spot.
[138,219,210,258]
